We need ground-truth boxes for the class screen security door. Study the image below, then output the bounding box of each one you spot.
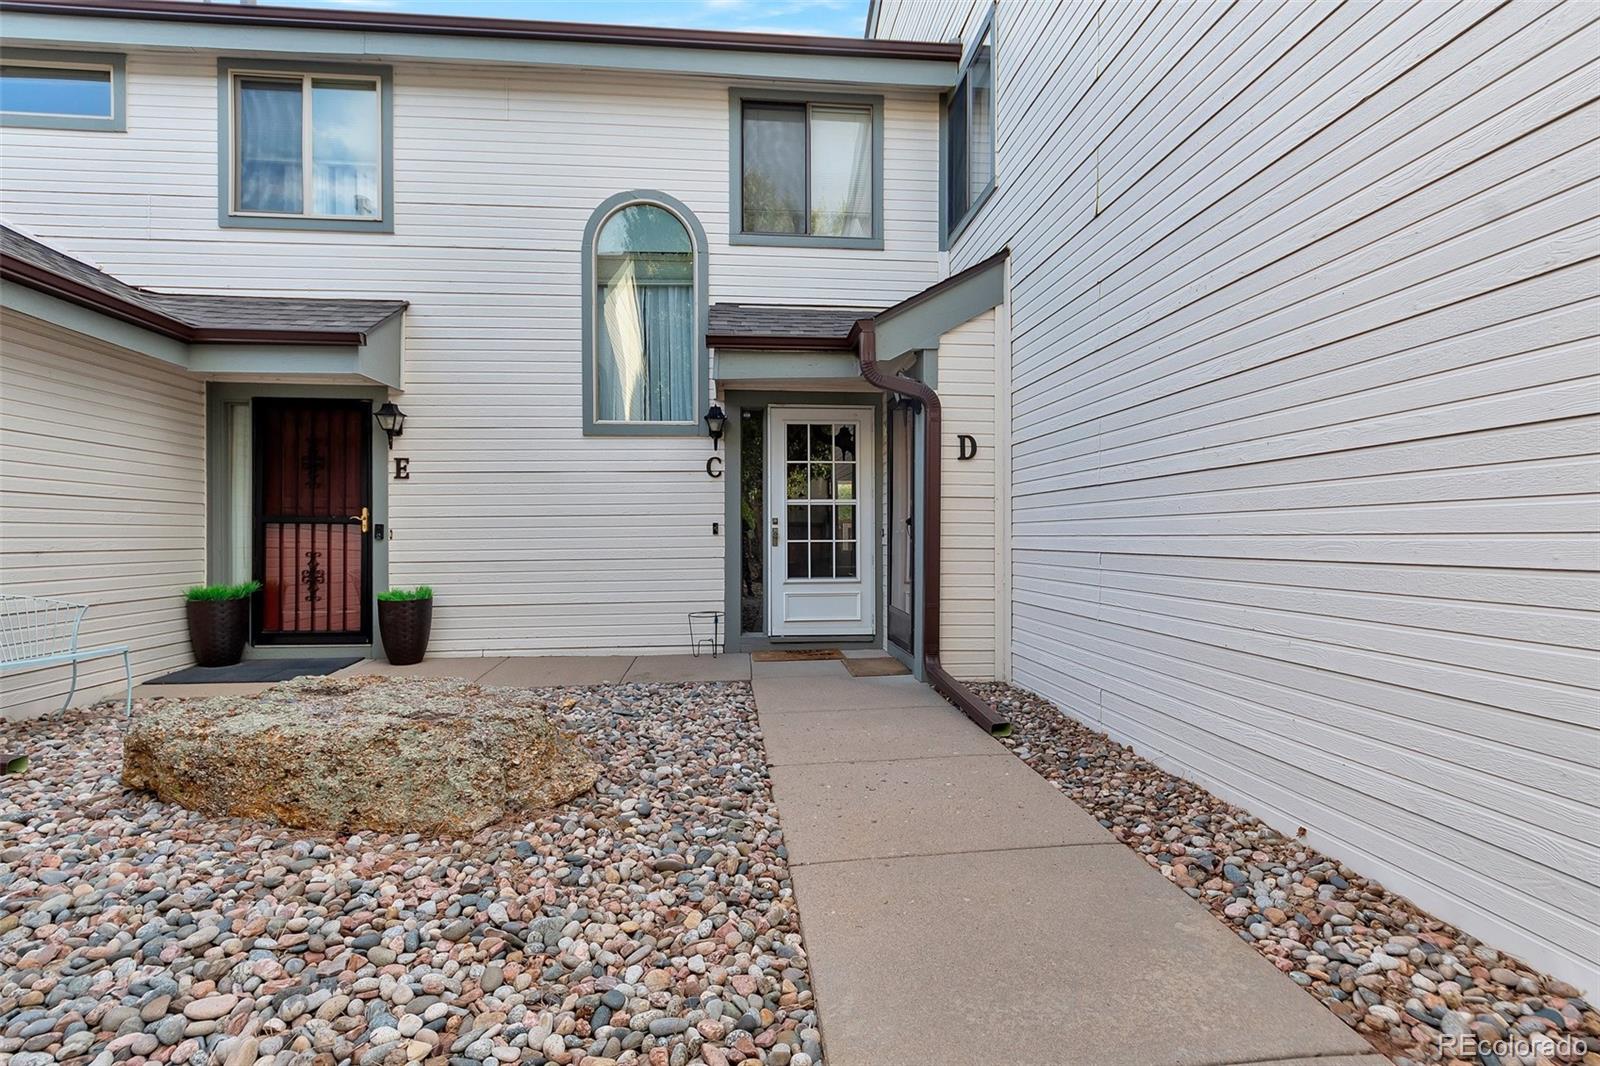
[253,398,373,644]
[765,406,876,637]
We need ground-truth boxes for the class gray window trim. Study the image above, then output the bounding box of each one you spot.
[216,57,394,233]
[941,4,997,249]
[580,189,711,438]
[1,47,125,131]
[728,87,884,251]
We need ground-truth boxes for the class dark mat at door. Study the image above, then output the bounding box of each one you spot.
[148,657,362,685]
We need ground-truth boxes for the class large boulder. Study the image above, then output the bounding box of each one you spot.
[122,674,600,835]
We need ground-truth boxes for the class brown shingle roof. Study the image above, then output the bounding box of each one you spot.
[0,225,406,344]
[707,304,879,350]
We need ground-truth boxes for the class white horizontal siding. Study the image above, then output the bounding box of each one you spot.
[0,54,943,656]
[875,0,1600,990]
[0,311,206,719]
[937,309,999,680]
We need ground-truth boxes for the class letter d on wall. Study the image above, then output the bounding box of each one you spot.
[957,434,978,461]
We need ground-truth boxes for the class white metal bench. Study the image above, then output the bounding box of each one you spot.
[0,594,132,714]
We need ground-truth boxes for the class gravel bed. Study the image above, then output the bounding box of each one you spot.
[0,681,823,1066]
[974,682,1598,1066]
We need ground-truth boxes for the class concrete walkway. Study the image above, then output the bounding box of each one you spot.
[131,652,1385,1064]
[753,664,1386,1066]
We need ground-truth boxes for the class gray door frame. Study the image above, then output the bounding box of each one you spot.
[205,381,392,660]
[721,389,887,654]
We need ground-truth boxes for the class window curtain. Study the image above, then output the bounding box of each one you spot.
[597,266,694,422]
[238,79,303,214]
[809,106,873,238]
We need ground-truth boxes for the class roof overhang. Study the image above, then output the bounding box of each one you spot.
[0,0,960,89]
[711,250,1008,388]
[1,273,406,388]
[851,249,1009,359]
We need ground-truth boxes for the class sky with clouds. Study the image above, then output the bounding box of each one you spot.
[277,0,872,38]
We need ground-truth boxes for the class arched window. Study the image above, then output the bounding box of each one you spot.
[582,191,707,434]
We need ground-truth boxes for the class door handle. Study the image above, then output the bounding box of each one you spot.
[770,517,779,547]
[349,507,370,534]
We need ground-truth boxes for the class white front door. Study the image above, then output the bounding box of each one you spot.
[766,406,875,637]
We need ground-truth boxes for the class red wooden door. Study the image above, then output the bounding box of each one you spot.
[254,399,372,643]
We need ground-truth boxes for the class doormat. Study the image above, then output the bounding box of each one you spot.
[148,657,363,685]
[751,649,844,662]
[844,656,911,677]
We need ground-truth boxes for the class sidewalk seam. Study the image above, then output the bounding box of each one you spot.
[764,750,1015,768]
[768,750,1006,766]
[1188,1052,1389,1066]
[755,702,956,714]
[790,840,1123,868]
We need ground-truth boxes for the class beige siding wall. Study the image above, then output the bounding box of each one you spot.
[937,308,1002,680]
[876,0,1600,989]
[0,54,942,656]
[0,311,205,719]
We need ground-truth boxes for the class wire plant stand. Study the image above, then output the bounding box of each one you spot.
[687,610,724,658]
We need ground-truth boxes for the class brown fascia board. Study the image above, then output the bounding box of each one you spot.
[705,333,858,351]
[0,254,382,346]
[0,0,963,60]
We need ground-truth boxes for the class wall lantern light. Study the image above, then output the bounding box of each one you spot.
[704,403,728,450]
[375,401,407,446]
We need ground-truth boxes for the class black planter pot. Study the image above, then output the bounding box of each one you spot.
[187,598,250,668]
[379,598,433,666]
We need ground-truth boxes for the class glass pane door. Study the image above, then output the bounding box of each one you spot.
[766,406,875,638]
[783,421,859,581]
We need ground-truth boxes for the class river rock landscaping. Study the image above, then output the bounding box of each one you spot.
[974,682,1598,1066]
[0,680,823,1066]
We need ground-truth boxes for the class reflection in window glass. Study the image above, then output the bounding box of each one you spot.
[312,80,380,217]
[742,103,806,234]
[741,407,766,634]
[837,540,857,579]
[0,63,111,117]
[966,35,993,196]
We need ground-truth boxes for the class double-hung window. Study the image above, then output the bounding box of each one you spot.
[731,90,883,249]
[944,11,995,242]
[220,60,392,231]
[0,49,124,131]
